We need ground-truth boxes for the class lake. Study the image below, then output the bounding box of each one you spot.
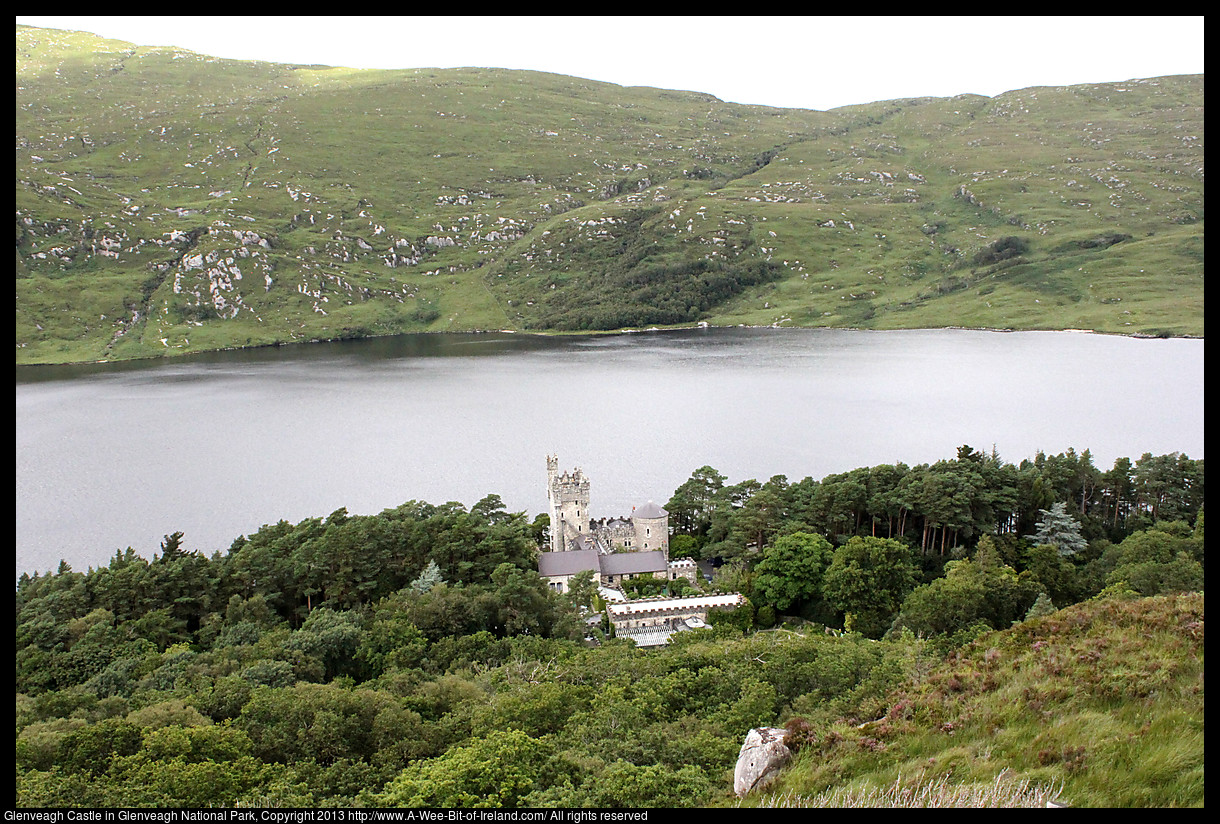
[15,327,1205,577]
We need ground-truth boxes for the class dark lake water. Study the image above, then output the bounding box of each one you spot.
[16,327,1205,577]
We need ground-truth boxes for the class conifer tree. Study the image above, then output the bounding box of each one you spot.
[1023,591,1057,621]
[1028,502,1087,556]
[409,560,445,594]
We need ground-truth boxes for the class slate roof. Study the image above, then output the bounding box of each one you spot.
[633,500,668,519]
[538,549,668,579]
[598,550,668,577]
[538,549,601,577]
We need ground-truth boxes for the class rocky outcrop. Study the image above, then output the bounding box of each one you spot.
[733,727,792,797]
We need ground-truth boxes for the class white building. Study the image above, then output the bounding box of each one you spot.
[546,455,669,555]
[608,593,747,646]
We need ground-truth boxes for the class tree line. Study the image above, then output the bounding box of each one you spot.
[669,446,1203,639]
[666,446,1202,558]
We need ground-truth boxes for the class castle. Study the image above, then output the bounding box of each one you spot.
[538,455,695,593]
[546,455,668,555]
[538,455,744,647]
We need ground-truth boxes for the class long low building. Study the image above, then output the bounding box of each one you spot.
[607,592,747,646]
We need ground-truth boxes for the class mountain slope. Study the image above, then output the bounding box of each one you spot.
[740,593,1205,808]
[16,25,1204,364]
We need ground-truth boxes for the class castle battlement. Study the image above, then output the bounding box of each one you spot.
[550,470,589,500]
[545,455,668,556]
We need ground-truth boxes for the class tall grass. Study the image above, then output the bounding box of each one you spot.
[756,772,1065,808]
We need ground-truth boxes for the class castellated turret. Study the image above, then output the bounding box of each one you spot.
[547,454,591,553]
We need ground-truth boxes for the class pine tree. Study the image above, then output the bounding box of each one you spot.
[157,531,186,562]
[409,559,445,594]
[1024,591,1057,621]
[1028,502,1087,556]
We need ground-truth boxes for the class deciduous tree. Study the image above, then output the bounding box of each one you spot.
[751,532,833,613]
[822,537,918,637]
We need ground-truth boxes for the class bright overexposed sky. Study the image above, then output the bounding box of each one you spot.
[16,16,1206,111]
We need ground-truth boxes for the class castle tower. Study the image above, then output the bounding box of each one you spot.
[546,454,590,553]
[632,500,669,556]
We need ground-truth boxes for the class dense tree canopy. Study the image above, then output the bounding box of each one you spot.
[822,537,920,637]
[752,532,834,613]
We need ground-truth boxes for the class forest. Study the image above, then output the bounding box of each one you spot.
[496,207,787,332]
[15,447,1204,807]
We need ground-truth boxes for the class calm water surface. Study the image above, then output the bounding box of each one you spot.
[15,328,1204,576]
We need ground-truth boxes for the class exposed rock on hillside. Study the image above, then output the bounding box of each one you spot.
[734,727,792,797]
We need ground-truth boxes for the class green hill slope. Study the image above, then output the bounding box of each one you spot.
[740,593,1204,808]
[16,25,1204,364]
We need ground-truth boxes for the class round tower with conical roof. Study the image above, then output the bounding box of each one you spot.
[632,500,669,555]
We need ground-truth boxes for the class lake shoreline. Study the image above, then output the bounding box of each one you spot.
[15,322,1204,371]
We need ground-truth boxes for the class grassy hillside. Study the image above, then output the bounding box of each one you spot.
[16,25,1204,364]
[738,592,1204,808]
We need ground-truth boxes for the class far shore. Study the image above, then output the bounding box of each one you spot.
[15,321,1203,371]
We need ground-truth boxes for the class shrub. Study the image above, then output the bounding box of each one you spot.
[783,717,817,754]
[972,236,1029,265]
